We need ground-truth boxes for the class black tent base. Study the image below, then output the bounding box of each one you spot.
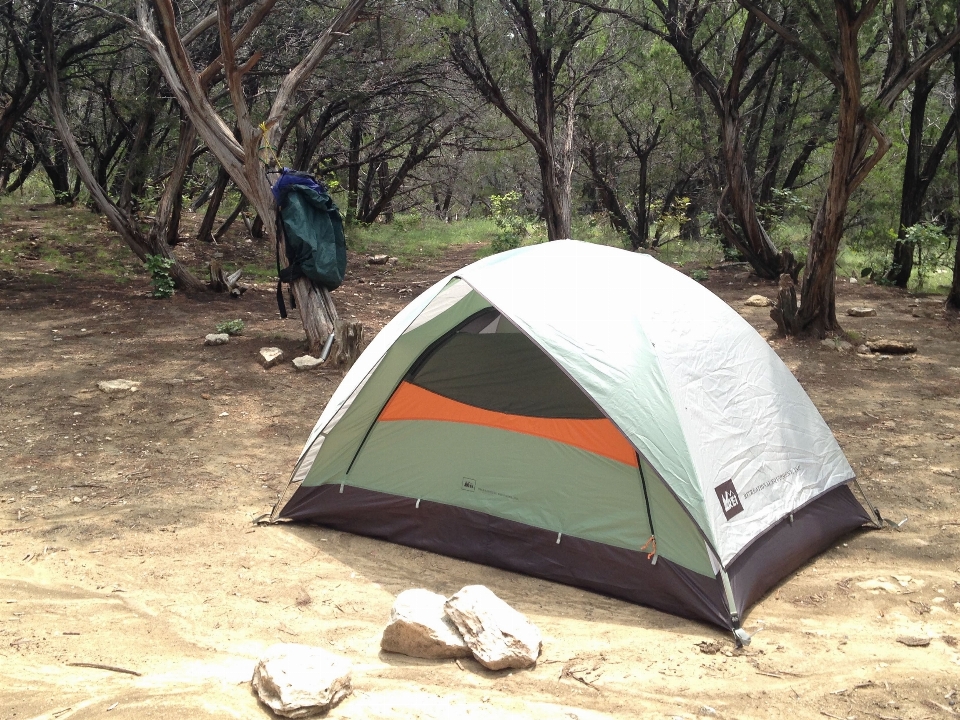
[280,482,871,632]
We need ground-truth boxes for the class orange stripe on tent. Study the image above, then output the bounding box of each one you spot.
[379,382,637,467]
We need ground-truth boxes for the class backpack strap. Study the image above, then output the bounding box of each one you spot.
[275,207,297,318]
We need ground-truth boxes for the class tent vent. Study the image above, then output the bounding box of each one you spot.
[556,532,562,544]
[789,513,794,524]
[416,499,421,509]
[339,484,344,494]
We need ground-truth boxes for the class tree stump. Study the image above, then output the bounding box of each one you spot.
[333,320,363,370]
[770,273,801,335]
[208,259,245,297]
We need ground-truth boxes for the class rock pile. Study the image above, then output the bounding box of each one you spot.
[381,585,542,670]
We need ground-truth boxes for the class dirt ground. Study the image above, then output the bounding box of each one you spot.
[2,206,959,720]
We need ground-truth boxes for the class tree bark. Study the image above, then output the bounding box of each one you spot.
[198,165,230,243]
[948,47,960,310]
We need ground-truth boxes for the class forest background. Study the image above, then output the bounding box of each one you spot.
[2,0,960,342]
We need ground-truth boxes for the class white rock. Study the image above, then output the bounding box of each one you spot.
[260,347,284,369]
[444,585,542,670]
[847,306,876,317]
[205,333,229,346]
[743,295,773,307]
[293,355,323,371]
[849,277,858,284]
[97,379,140,393]
[856,344,872,355]
[381,589,470,659]
[252,644,352,718]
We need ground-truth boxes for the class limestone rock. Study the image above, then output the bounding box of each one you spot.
[856,344,872,355]
[381,589,470,659]
[260,347,284,369]
[368,254,389,265]
[444,585,542,670]
[205,333,229,346]
[820,338,852,352]
[293,355,323,371]
[252,643,352,718]
[847,306,876,317]
[866,339,917,355]
[97,379,140,393]
[743,295,773,307]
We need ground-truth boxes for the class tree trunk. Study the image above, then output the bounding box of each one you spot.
[948,47,960,310]
[346,113,363,222]
[151,118,196,248]
[716,101,797,279]
[198,165,230,242]
[888,70,933,287]
[796,10,887,337]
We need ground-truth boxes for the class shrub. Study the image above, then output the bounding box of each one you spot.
[216,319,245,335]
[145,254,175,298]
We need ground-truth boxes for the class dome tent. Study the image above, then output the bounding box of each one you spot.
[275,240,873,640]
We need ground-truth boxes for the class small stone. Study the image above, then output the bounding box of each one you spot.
[847,307,876,317]
[381,589,471,659]
[444,585,542,671]
[72,496,82,503]
[743,295,773,307]
[856,344,871,355]
[252,644,352,718]
[260,347,284,369]
[837,340,853,351]
[292,355,323,371]
[368,254,389,265]
[866,339,917,355]
[205,333,229,346]
[896,636,930,647]
[849,277,858,284]
[97,380,140,393]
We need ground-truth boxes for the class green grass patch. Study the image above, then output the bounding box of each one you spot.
[347,216,499,262]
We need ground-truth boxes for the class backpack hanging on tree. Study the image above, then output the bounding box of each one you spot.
[272,169,346,316]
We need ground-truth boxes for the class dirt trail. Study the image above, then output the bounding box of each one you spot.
[1,225,959,719]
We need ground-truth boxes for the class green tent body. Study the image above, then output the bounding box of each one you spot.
[277,241,872,638]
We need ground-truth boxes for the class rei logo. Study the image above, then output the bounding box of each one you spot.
[714,479,744,520]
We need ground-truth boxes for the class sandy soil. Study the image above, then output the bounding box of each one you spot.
[2,207,959,720]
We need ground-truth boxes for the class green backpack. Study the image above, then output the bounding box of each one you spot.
[273,171,346,316]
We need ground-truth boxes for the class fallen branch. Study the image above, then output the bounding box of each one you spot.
[67,662,142,676]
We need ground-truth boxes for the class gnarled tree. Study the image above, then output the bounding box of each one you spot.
[132,0,368,352]
[740,0,960,336]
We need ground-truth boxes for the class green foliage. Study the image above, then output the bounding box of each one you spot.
[650,197,691,242]
[490,192,527,254]
[904,222,953,291]
[690,268,709,282]
[571,214,625,248]
[392,212,423,233]
[145,254,175,298]
[656,238,724,269]
[215,319,245,336]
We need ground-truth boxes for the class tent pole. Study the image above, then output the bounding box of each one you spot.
[719,569,751,647]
